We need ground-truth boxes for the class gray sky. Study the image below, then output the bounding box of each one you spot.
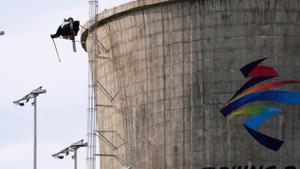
[0,1,132,169]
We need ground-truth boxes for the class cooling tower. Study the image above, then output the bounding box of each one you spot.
[81,0,300,168]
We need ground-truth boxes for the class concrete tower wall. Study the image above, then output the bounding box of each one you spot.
[81,0,300,168]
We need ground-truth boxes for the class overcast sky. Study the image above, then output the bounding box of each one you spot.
[0,1,133,169]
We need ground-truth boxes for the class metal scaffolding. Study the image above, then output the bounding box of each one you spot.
[86,1,131,168]
[87,1,98,169]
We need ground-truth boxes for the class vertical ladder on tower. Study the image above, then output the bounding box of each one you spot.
[87,1,98,169]
[86,1,132,168]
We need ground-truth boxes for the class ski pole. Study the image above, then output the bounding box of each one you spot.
[51,38,61,62]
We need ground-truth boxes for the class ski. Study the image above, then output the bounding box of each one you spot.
[72,39,77,52]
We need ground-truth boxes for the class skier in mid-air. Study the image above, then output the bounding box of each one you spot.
[50,17,80,40]
[51,17,80,61]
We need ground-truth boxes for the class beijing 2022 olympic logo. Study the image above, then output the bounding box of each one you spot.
[220,58,300,151]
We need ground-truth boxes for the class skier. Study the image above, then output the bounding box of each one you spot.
[50,17,80,40]
[50,17,80,60]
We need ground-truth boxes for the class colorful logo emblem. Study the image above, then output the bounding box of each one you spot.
[220,58,300,151]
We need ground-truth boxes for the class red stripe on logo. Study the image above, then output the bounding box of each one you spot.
[247,66,278,78]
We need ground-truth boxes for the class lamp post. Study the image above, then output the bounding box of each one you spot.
[13,86,46,169]
[52,139,88,169]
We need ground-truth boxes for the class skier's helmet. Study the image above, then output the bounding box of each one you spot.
[67,17,74,22]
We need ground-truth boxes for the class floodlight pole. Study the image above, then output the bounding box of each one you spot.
[13,86,46,169]
[74,150,78,169]
[33,97,37,169]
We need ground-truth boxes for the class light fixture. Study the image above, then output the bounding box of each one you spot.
[13,86,46,169]
[52,139,88,169]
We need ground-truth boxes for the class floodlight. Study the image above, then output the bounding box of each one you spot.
[52,139,87,169]
[13,101,24,106]
[13,86,46,106]
[13,86,46,169]
[31,89,46,95]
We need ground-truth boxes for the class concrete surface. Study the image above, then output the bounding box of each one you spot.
[81,0,300,168]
